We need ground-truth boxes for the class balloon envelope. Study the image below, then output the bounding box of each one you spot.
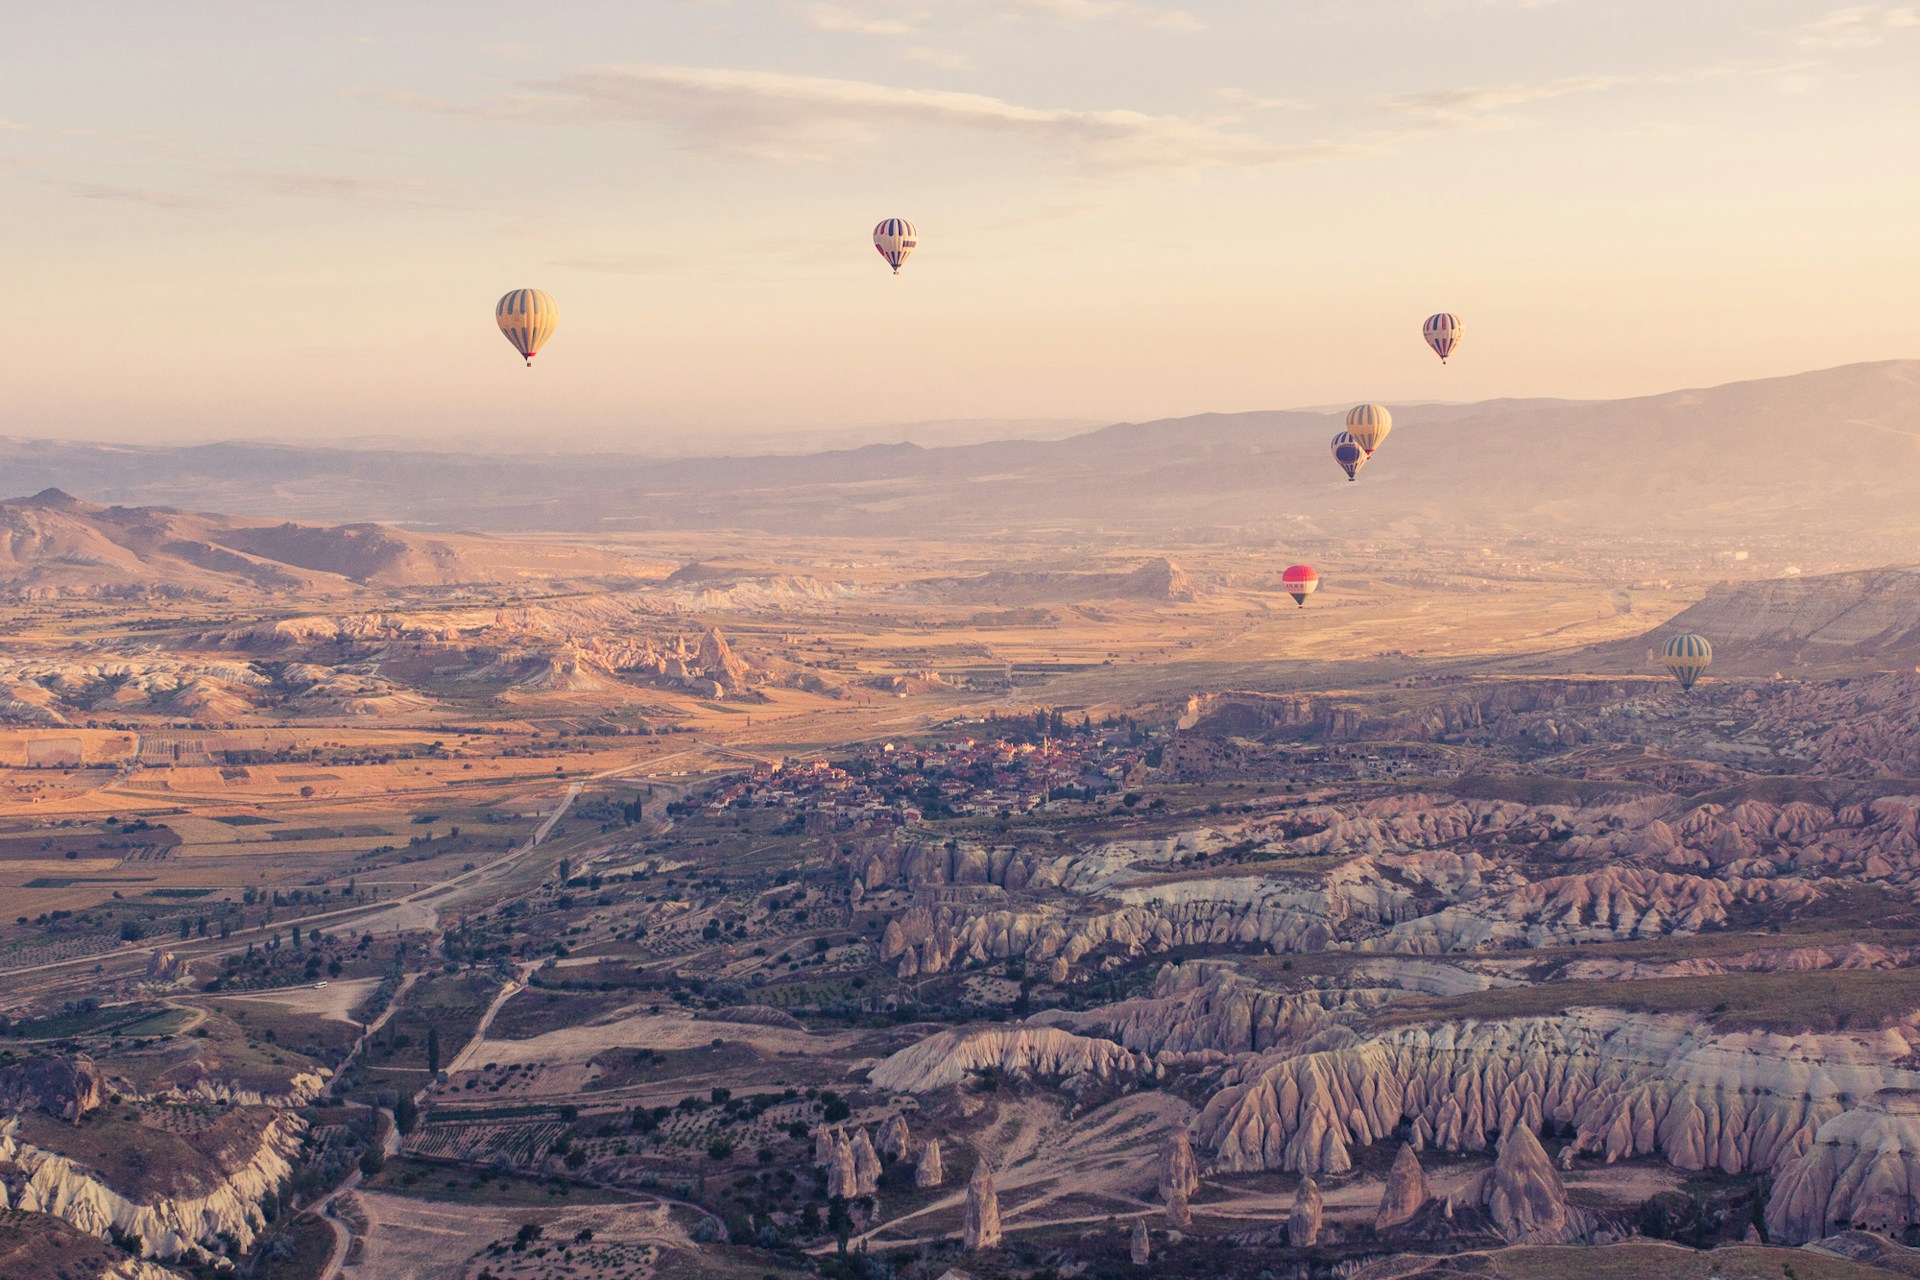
[496,289,558,365]
[1423,313,1462,363]
[1331,431,1367,482]
[1345,403,1392,454]
[1281,564,1320,608]
[1662,633,1713,690]
[874,218,918,274]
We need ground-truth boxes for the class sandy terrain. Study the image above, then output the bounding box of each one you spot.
[353,1190,690,1280]
[216,977,379,1024]
[459,1005,866,1069]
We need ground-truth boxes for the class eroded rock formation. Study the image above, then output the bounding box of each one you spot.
[1768,1089,1920,1243]
[1375,1143,1431,1232]
[877,1114,911,1160]
[1477,1123,1587,1244]
[1195,1010,1920,1177]
[0,1056,109,1124]
[1160,1128,1200,1204]
[965,1160,1001,1250]
[916,1138,944,1188]
[869,1026,1159,1094]
[1288,1176,1323,1247]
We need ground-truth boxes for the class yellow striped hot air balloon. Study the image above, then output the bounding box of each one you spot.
[1661,633,1712,691]
[1345,403,1392,455]
[496,289,558,366]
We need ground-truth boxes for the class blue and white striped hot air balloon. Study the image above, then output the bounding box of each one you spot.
[1661,633,1713,691]
[873,218,918,275]
[1331,431,1368,482]
[1423,313,1462,364]
[496,289,558,366]
[1345,403,1393,455]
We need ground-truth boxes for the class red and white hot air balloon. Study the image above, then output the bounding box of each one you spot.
[1422,312,1462,364]
[1281,565,1320,608]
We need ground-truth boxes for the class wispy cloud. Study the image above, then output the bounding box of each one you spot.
[1210,87,1311,113]
[1001,0,1204,29]
[801,2,919,36]
[901,45,971,70]
[1376,74,1626,124]
[1795,4,1920,49]
[459,65,1279,171]
[58,180,205,209]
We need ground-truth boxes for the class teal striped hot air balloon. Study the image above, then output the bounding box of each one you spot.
[496,289,558,366]
[1662,633,1713,691]
[1344,403,1392,455]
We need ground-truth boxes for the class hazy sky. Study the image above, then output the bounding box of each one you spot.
[2,2,1916,451]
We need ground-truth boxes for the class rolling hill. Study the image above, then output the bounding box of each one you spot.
[1589,564,1920,676]
[0,489,652,599]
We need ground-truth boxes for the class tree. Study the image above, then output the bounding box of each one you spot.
[426,1026,441,1074]
[300,785,315,798]
[358,1146,386,1177]
[393,1096,419,1135]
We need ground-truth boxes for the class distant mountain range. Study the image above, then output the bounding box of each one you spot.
[0,489,648,599]
[2,361,1914,542]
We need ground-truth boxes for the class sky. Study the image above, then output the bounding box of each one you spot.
[1,1,1917,452]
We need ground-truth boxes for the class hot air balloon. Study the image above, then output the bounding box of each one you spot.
[1662,633,1713,691]
[874,218,918,274]
[1345,403,1392,455]
[496,289,558,366]
[1281,564,1319,608]
[1331,431,1367,481]
[1423,313,1462,364]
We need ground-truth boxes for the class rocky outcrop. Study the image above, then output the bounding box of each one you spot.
[1130,1218,1150,1263]
[696,628,751,694]
[1477,1124,1587,1244]
[1195,1010,1920,1177]
[1165,1182,1191,1229]
[143,951,190,986]
[1375,1143,1431,1231]
[1042,961,1375,1058]
[0,1056,109,1124]
[916,1138,944,1188]
[880,868,1413,979]
[1767,1089,1920,1243]
[1562,941,1919,982]
[868,1026,1159,1094]
[877,1114,911,1160]
[815,1126,838,1166]
[1161,1129,1200,1204]
[1288,1176,1323,1247]
[850,1129,882,1194]
[825,1133,860,1200]
[965,1161,1001,1250]
[0,1111,304,1259]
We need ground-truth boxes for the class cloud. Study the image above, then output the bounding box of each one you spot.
[1001,0,1204,28]
[1209,88,1311,112]
[483,65,1281,171]
[802,3,918,35]
[221,168,435,202]
[1376,73,1626,123]
[901,45,970,69]
[58,181,204,209]
[1796,4,1920,49]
